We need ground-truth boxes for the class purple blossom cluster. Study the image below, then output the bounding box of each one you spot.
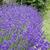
[0,4,49,50]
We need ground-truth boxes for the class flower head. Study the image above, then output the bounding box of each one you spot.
[0,4,49,50]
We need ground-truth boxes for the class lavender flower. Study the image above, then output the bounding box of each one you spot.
[0,4,49,50]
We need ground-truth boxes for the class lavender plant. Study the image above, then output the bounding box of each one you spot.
[0,4,49,50]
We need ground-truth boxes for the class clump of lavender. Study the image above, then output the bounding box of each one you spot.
[0,4,49,50]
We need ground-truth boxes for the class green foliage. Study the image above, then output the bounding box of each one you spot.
[4,35,11,40]
[43,0,50,43]
[16,0,46,11]
[0,36,3,43]
[0,0,3,5]
[0,0,46,11]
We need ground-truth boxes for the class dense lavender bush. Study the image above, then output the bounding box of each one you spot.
[0,4,49,50]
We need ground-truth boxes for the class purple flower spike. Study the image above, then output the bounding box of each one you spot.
[0,4,49,50]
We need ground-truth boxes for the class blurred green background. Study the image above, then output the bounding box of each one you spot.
[0,0,46,11]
